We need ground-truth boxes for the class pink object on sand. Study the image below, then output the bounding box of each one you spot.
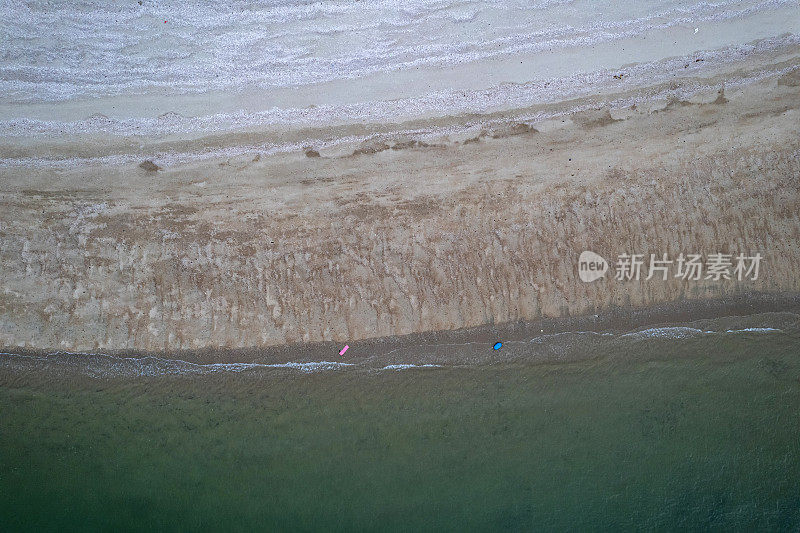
[339,345,349,356]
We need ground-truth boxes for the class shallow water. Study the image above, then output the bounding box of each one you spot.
[2,312,799,530]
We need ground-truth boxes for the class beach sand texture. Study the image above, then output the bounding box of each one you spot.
[2,69,799,352]
[1,1,799,353]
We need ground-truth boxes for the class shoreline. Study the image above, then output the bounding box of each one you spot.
[4,4,800,530]
[1,291,798,367]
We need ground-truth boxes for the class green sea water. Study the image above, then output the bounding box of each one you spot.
[1,321,799,531]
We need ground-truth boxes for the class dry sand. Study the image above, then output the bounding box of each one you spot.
[1,59,799,355]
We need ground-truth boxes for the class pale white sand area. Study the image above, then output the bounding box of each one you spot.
[1,0,798,148]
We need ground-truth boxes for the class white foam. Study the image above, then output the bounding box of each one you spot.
[261,361,356,373]
[621,325,784,340]
[725,327,782,333]
[382,363,442,371]
[527,330,614,344]
[0,350,356,377]
[620,327,715,339]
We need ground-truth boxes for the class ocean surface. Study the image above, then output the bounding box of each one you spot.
[1,0,799,166]
[2,311,799,529]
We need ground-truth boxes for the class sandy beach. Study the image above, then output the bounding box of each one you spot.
[2,47,799,355]
[3,2,800,530]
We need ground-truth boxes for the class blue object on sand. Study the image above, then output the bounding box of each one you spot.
[493,342,503,350]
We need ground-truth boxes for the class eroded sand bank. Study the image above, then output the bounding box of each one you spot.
[1,63,799,353]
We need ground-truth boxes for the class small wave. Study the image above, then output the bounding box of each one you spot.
[381,364,442,371]
[620,326,714,340]
[620,325,784,340]
[262,361,355,373]
[527,330,613,344]
[0,351,355,377]
[113,358,355,376]
[725,327,782,333]
[201,361,355,373]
